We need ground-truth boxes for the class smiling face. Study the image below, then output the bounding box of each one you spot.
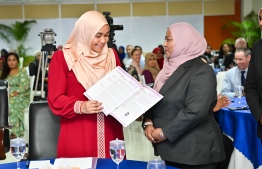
[7,54,18,70]
[131,50,141,63]
[90,24,110,53]
[234,51,250,70]
[148,55,157,67]
[163,29,175,59]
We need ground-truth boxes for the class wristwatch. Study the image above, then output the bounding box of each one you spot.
[143,122,153,130]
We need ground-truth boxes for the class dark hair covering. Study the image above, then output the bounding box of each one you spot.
[158,44,165,55]
[1,49,8,58]
[0,52,19,80]
[223,53,235,70]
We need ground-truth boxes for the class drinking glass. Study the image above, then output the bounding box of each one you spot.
[235,86,244,103]
[110,138,125,169]
[10,138,26,169]
[147,159,166,169]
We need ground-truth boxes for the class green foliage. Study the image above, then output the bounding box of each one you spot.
[23,55,35,67]
[0,20,37,57]
[222,11,261,48]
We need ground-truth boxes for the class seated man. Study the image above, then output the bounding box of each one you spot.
[29,51,48,97]
[221,48,251,98]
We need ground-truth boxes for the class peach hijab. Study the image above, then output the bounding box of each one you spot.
[154,22,207,92]
[63,11,116,90]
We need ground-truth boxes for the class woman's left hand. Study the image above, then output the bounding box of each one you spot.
[151,128,167,143]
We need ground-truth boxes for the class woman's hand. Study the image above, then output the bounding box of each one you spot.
[81,100,103,114]
[144,125,156,143]
[151,128,167,143]
[213,94,230,112]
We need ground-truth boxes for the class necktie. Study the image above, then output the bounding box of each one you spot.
[241,71,246,86]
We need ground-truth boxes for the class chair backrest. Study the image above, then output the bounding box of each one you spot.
[216,71,227,94]
[0,80,8,89]
[29,76,35,103]
[0,87,8,128]
[28,101,60,160]
[25,66,30,76]
[0,87,9,160]
[19,57,24,68]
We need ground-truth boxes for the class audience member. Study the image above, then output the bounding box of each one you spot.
[158,44,165,57]
[143,22,225,169]
[203,44,213,64]
[127,48,142,82]
[118,46,126,61]
[223,38,247,70]
[47,11,124,158]
[152,47,164,69]
[214,43,231,68]
[142,52,160,84]
[134,45,145,69]
[29,51,48,97]
[221,48,251,98]
[57,45,63,50]
[123,44,133,69]
[0,52,30,138]
[245,7,262,141]
[0,49,8,59]
[0,58,4,73]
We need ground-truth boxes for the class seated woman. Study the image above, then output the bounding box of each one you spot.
[142,52,160,84]
[0,52,30,138]
[127,48,142,81]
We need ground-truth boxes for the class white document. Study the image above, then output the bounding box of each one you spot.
[84,66,163,127]
[29,160,50,169]
[53,157,95,169]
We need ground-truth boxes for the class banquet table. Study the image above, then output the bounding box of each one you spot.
[0,158,178,169]
[215,97,262,169]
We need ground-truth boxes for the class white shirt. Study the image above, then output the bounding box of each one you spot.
[221,66,248,98]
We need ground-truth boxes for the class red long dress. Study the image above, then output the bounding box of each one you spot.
[48,50,124,158]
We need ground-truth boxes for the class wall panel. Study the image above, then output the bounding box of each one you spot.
[97,3,130,16]
[168,1,202,15]
[61,4,94,18]
[25,5,59,19]
[133,2,166,16]
[0,5,22,19]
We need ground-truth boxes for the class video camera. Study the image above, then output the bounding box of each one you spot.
[103,11,123,48]
[39,28,57,52]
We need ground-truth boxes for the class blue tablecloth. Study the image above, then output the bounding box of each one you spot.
[0,158,178,169]
[214,68,221,75]
[215,97,262,169]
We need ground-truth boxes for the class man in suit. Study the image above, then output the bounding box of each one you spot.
[221,48,251,98]
[245,7,262,141]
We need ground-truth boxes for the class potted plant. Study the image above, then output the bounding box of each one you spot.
[222,11,261,48]
[0,20,37,57]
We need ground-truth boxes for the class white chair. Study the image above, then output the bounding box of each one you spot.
[29,75,35,103]
[216,71,226,94]
[24,66,29,76]
[19,57,24,68]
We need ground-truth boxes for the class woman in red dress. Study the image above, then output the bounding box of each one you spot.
[48,11,124,158]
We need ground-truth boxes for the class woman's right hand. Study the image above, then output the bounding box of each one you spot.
[81,100,103,114]
[144,125,156,143]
